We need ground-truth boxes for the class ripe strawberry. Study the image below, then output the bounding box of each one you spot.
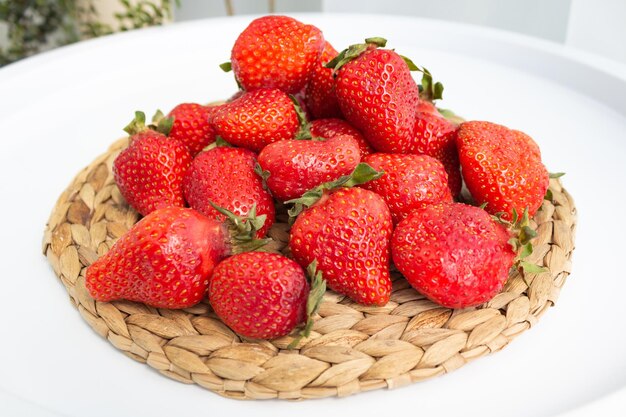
[360,153,453,224]
[330,38,420,153]
[392,203,516,309]
[257,135,360,201]
[86,206,267,309]
[290,187,393,306]
[209,88,301,152]
[113,111,191,216]
[310,118,374,158]
[166,103,217,156]
[229,15,324,94]
[183,146,275,237]
[304,41,342,119]
[209,252,310,339]
[457,121,549,219]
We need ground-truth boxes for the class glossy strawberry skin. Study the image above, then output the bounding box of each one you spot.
[258,135,360,201]
[209,252,309,339]
[310,118,374,158]
[231,15,324,94]
[457,121,549,219]
[361,153,453,224]
[167,103,217,156]
[392,203,515,309]
[113,132,192,216]
[86,207,229,309]
[304,41,342,119]
[289,187,393,306]
[335,48,420,153]
[183,147,275,237]
[210,88,300,152]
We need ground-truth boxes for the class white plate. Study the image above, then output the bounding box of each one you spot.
[1,13,625,417]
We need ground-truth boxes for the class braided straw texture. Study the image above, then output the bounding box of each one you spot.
[43,138,577,400]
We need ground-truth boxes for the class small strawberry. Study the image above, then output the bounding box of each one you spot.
[289,179,393,306]
[392,203,516,309]
[164,103,217,156]
[113,111,191,216]
[209,252,325,340]
[310,118,374,158]
[304,41,342,119]
[209,88,301,152]
[85,206,268,309]
[183,146,275,237]
[329,37,420,153]
[257,135,360,201]
[361,153,453,224]
[226,15,324,94]
[457,121,549,219]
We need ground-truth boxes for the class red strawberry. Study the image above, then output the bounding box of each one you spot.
[209,88,301,152]
[457,121,549,219]
[361,153,453,224]
[113,111,191,216]
[209,252,310,339]
[166,103,217,156]
[330,38,420,153]
[257,135,360,201]
[290,187,393,306]
[183,146,275,237]
[392,203,516,309]
[304,41,342,119]
[310,118,374,158]
[229,15,324,94]
[86,206,266,309]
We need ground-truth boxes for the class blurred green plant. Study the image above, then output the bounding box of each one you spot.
[0,0,177,66]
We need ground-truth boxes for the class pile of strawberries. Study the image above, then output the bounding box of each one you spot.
[86,15,551,342]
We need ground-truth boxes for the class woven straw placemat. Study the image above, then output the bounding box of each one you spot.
[42,137,577,400]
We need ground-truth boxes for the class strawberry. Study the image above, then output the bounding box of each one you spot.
[183,146,275,237]
[289,185,393,306]
[85,206,267,309]
[165,103,217,156]
[457,121,549,219]
[113,111,191,216]
[257,135,360,201]
[310,118,374,158]
[227,15,324,94]
[329,38,420,153]
[360,153,453,224]
[209,252,316,339]
[304,41,342,119]
[209,88,301,152]
[392,203,516,309]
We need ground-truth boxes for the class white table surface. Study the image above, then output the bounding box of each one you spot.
[1,13,625,417]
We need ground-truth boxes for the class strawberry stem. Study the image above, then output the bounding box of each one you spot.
[290,95,312,140]
[150,109,174,136]
[209,202,271,253]
[123,111,147,135]
[288,260,326,349]
[325,37,388,75]
[416,66,444,102]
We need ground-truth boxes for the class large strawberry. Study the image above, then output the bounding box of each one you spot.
[209,88,301,152]
[113,111,191,216]
[257,135,360,201]
[329,38,420,153]
[85,206,267,309]
[226,15,324,94]
[289,183,393,306]
[183,146,275,237]
[310,118,374,158]
[457,121,549,219]
[210,252,325,340]
[304,41,342,119]
[361,153,453,224]
[165,103,217,156]
[392,203,516,309]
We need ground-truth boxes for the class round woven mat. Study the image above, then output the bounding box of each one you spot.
[42,137,577,400]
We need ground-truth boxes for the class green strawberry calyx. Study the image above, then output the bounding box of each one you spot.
[325,37,388,75]
[124,110,174,137]
[289,95,312,140]
[286,163,384,220]
[415,66,444,102]
[288,260,327,349]
[208,201,271,254]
